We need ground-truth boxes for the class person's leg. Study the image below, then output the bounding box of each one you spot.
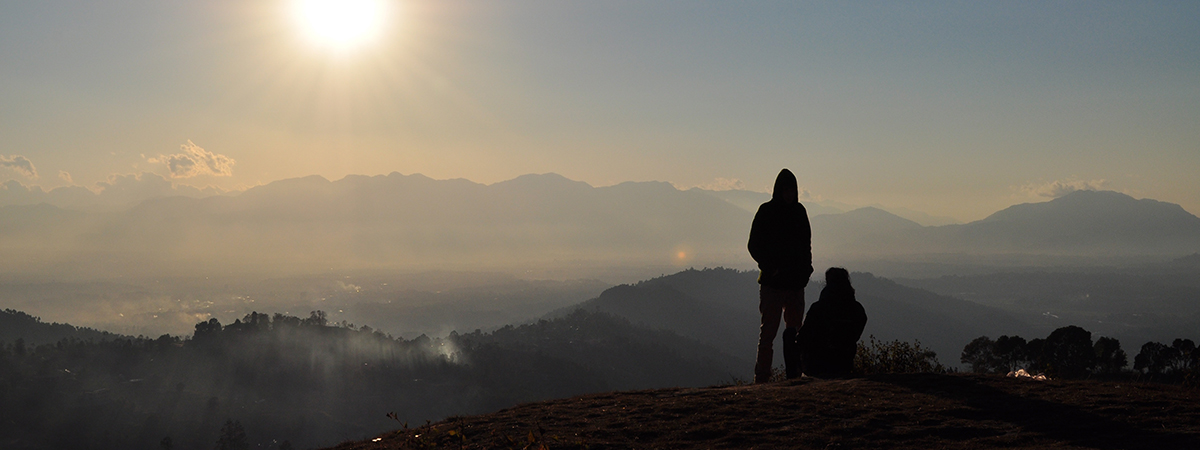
[782,326,801,379]
[782,288,805,329]
[780,288,806,378]
[754,285,785,383]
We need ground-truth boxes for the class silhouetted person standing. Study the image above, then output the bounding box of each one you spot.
[748,168,813,383]
[798,267,867,378]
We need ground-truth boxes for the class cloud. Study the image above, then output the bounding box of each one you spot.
[0,171,240,210]
[0,155,37,178]
[695,177,745,191]
[148,141,235,178]
[1020,179,1108,198]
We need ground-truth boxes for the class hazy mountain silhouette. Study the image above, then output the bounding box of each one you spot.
[3,174,1198,278]
[559,268,1028,369]
[948,190,1200,253]
[2,172,753,276]
[811,207,926,256]
[0,308,118,345]
[0,306,742,450]
[811,190,1200,258]
[899,253,1200,352]
[691,188,846,217]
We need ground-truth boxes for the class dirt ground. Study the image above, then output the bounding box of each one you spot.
[327,373,1200,450]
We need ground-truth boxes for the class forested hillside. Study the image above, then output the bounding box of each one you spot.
[0,309,735,450]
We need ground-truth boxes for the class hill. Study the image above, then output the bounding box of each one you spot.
[6,173,1199,279]
[810,190,1200,261]
[329,373,1200,450]
[0,308,740,450]
[1,172,752,277]
[0,308,119,345]
[563,268,1028,369]
[947,190,1200,254]
[897,254,1200,350]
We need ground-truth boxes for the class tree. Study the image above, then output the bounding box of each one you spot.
[215,420,248,450]
[994,335,1029,372]
[1134,341,1169,375]
[961,336,996,373]
[1169,339,1197,373]
[1042,326,1095,379]
[1025,338,1046,372]
[194,318,222,341]
[1093,336,1127,374]
[303,310,328,327]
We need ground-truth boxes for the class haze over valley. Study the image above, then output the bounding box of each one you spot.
[2,2,1198,449]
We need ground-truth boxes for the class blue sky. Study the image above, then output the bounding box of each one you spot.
[1,1,1197,220]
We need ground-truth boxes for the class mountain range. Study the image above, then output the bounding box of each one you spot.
[2,172,1197,278]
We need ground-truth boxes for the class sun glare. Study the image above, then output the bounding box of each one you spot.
[293,0,387,50]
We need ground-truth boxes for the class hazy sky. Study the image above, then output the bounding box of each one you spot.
[2,1,1197,221]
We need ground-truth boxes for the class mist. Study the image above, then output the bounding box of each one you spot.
[2,170,1200,449]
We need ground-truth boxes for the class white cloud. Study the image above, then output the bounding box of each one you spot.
[148,140,235,178]
[695,177,745,191]
[0,172,238,210]
[0,155,37,178]
[1020,179,1108,198]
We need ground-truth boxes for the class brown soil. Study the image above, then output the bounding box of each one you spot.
[328,373,1200,450]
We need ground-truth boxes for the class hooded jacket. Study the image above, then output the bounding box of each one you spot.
[748,169,813,289]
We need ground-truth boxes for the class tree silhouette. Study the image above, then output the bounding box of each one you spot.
[1042,326,1095,378]
[993,335,1029,372]
[1169,339,1197,373]
[961,336,996,373]
[1134,341,1170,375]
[1093,336,1127,374]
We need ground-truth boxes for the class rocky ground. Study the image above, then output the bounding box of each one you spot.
[327,373,1199,449]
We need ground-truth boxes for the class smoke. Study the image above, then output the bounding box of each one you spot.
[148,140,235,178]
[1,155,37,178]
[58,170,73,184]
[1020,179,1108,198]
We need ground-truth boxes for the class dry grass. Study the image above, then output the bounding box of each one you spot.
[329,373,1200,450]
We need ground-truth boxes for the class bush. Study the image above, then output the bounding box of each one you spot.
[854,335,948,375]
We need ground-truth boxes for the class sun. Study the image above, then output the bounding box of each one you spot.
[293,0,388,51]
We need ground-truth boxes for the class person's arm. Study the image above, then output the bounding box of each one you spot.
[799,204,813,280]
[748,205,770,266]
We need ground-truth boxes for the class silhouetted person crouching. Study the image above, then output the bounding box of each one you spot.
[748,168,813,383]
[798,267,867,378]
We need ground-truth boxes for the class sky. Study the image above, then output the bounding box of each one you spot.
[1,0,1197,222]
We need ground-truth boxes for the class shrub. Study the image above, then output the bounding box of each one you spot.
[855,335,947,375]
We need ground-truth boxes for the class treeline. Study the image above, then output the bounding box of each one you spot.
[961,325,1199,382]
[0,309,117,345]
[0,309,738,450]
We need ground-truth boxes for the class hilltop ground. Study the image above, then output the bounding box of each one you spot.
[329,373,1198,450]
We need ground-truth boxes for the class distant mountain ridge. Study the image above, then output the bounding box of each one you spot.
[813,190,1200,258]
[2,173,1197,276]
[561,268,1029,368]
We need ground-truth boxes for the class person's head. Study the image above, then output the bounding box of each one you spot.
[772,168,798,203]
[825,267,852,292]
